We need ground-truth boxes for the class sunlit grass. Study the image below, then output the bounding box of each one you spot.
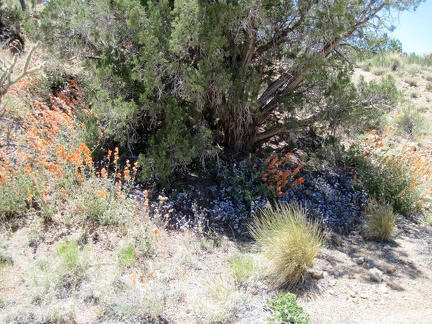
[249,203,325,288]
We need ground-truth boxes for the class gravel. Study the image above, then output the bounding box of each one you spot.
[130,161,369,237]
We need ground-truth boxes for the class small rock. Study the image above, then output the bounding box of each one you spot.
[378,284,389,294]
[328,289,335,295]
[293,148,309,162]
[349,290,357,298]
[311,271,324,279]
[369,268,383,282]
[354,256,365,265]
[334,271,341,277]
[383,245,392,250]
[329,280,337,286]
[305,189,314,197]
[367,260,380,269]
[323,271,329,278]
[384,264,397,274]
[360,294,368,299]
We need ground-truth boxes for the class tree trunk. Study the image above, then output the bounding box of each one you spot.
[19,0,26,11]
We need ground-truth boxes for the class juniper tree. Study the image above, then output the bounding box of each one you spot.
[39,0,422,180]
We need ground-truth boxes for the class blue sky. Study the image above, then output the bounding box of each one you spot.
[390,0,432,55]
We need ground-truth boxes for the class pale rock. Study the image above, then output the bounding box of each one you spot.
[354,256,365,265]
[332,234,344,246]
[367,260,380,269]
[311,271,324,279]
[384,264,397,274]
[368,267,383,282]
[293,148,308,162]
[378,284,389,294]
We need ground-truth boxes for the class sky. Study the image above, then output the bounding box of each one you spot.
[390,0,432,55]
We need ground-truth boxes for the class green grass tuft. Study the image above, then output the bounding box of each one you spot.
[230,254,256,282]
[118,245,136,268]
[364,199,397,241]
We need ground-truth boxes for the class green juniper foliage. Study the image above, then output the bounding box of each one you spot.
[38,0,422,182]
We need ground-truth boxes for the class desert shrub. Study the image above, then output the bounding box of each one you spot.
[424,72,432,82]
[249,203,324,288]
[406,64,422,75]
[267,292,311,324]
[357,74,400,108]
[356,130,432,214]
[388,52,402,71]
[195,275,243,323]
[371,67,387,76]
[353,74,400,132]
[395,105,425,137]
[361,54,392,71]
[0,54,138,224]
[0,1,22,30]
[404,77,417,87]
[403,54,432,67]
[364,198,397,241]
[38,0,421,185]
[0,251,12,268]
[426,83,432,92]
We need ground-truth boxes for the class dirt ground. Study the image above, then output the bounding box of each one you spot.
[299,219,432,324]
[0,212,431,324]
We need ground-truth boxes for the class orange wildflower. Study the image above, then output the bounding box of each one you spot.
[100,168,108,179]
[96,190,107,199]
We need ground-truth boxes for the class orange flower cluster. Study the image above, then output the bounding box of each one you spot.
[0,75,94,213]
[261,152,305,197]
[362,127,432,208]
[97,147,139,191]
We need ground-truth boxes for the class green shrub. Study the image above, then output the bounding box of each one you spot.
[0,252,12,268]
[355,140,429,215]
[426,83,432,92]
[424,72,432,82]
[371,67,387,76]
[404,77,417,87]
[356,75,400,130]
[267,292,311,324]
[249,203,324,288]
[403,54,432,67]
[395,105,425,137]
[364,199,397,241]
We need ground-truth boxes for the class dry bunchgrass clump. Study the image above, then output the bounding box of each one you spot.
[194,275,244,323]
[249,203,325,288]
[364,199,397,241]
